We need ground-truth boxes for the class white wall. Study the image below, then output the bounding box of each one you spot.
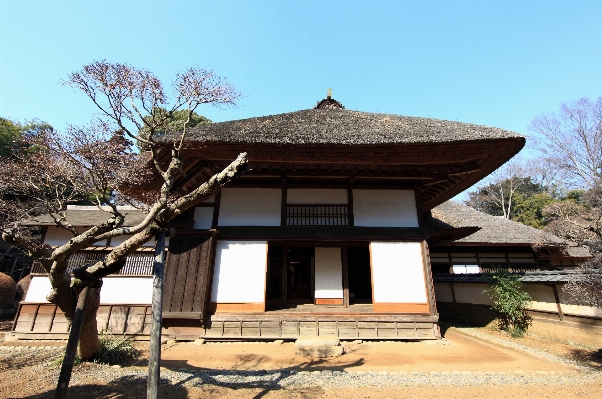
[314,247,343,299]
[453,283,493,305]
[353,190,419,227]
[110,234,155,247]
[193,207,214,229]
[370,242,427,303]
[210,240,267,303]
[45,226,155,247]
[44,226,83,247]
[287,189,347,204]
[25,276,152,304]
[218,188,281,226]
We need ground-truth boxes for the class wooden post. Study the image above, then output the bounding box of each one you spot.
[147,231,167,399]
[54,285,92,399]
[551,284,564,322]
[281,245,288,309]
[342,246,349,307]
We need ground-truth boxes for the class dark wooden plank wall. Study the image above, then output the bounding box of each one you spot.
[163,233,214,317]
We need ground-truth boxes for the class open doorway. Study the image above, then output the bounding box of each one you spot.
[266,245,315,309]
[348,246,372,304]
[287,247,314,304]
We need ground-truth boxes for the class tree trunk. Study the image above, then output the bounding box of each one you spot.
[78,287,102,359]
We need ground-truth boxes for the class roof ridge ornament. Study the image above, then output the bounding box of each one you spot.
[314,88,344,110]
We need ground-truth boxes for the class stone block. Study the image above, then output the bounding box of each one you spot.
[295,344,344,357]
[294,336,340,347]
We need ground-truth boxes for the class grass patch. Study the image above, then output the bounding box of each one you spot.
[48,332,139,368]
[94,332,139,365]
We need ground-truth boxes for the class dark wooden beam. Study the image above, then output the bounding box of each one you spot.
[281,179,287,226]
[347,185,354,227]
[211,191,221,228]
[282,245,288,308]
[216,226,430,240]
[342,246,349,308]
[414,189,424,226]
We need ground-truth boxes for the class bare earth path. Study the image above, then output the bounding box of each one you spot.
[0,328,600,398]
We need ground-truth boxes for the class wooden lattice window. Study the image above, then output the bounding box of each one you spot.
[31,250,155,275]
[286,204,349,226]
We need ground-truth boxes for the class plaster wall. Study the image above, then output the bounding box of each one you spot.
[353,190,418,227]
[193,207,214,229]
[110,234,157,247]
[210,240,267,303]
[314,247,343,299]
[25,275,152,304]
[218,188,281,226]
[437,281,602,318]
[451,283,493,305]
[370,242,427,303]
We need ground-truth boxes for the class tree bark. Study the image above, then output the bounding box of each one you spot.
[78,287,101,359]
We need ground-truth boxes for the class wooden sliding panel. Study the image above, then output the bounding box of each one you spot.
[314,247,343,305]
[370,242,429,313]
[163,233,214,318]
[210,240,267,312]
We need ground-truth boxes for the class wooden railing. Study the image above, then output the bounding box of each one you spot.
[286,204,349,226]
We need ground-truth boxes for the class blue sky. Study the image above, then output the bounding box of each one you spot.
[1,1,601,167]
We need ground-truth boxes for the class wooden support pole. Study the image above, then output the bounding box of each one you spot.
[281,245,288,308]
[147,231,167,399]
[551,284,564,322]
[54,285,92,399]
[342,246,349,308]
[450,282,457,308]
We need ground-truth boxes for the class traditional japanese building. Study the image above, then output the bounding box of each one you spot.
[13,96,544,340]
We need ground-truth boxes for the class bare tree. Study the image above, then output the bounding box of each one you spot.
[0,61,248,358]
[538,187,602,308]
[563,254,602,309]
[529,97,602,190]
[466,160,534,219]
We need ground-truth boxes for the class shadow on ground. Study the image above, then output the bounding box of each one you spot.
[437,302,499,337]
[568,348,602,369]
[19,375,188,399]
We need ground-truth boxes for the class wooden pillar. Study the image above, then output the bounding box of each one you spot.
[347,186,354,226]
[281,180,287,226]
[550,284,564,322]
[414,188,425,227]
[281,245,288,308]
[449,282,457,308]
[342,246,349,307]
[211,191,221,228]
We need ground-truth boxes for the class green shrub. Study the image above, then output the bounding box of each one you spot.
[94,331,140,365]
[483,268,532,337]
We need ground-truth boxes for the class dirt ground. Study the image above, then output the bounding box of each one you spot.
[158,330,580,373]
[1,325,601,399]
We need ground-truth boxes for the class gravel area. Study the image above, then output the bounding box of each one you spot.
[1,344,599,391]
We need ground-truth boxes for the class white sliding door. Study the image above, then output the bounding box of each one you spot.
[314,247,343,304]
[370,242,429,313]
[210,241,267,311]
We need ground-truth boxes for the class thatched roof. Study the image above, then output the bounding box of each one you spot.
[429,201,564,245]
[165,108,523,146]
